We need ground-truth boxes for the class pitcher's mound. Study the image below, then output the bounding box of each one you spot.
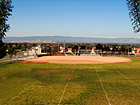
[20,56,131,64]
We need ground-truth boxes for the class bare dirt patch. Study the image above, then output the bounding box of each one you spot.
[36,70,65,74]
[67,75,76,79]
[18,56,131,64]
[18,61,49,64]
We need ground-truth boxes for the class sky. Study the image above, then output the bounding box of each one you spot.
[6,0,140,38]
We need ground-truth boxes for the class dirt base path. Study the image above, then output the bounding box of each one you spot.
[19,56,131,64]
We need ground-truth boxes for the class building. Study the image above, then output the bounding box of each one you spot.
[134,48,140,55]
[25,45,42,56]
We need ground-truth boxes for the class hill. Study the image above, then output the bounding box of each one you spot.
[3,36,140,43]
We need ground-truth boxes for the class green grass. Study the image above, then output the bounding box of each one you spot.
[0,57,140,104]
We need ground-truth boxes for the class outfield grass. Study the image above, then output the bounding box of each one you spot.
[0,57,140,104]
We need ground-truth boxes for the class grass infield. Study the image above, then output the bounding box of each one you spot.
[0,57,140,104]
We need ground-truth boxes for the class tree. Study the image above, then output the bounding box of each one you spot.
[21,45,26,51]
[80,45,86,49]
[126,0,140,33]
[0,0,13,58]
[73,45,78,50]
[96,44,103,50]
[8,46,16,58]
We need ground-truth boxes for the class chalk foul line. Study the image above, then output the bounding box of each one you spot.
[111,65,140,90]
[94,65,112,105]
[58,68,75,105]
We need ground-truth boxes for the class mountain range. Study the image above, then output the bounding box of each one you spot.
[3,36,140,43]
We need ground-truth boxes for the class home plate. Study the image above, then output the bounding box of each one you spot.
[19,56,131,64]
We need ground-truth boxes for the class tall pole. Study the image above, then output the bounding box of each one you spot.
[128,46,129,57]
[64,40,65,54]
[58,40,59,54]
[51,40,53,55]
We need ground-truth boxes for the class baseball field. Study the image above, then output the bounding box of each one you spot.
[0,56,140,104]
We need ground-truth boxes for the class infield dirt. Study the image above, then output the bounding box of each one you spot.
[19,56,131,64]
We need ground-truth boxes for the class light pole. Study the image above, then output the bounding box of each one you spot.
[64,40,65,54]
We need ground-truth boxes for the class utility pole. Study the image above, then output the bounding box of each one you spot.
[128,46,129,57]
[64,40,65,54]
[58,40,59,54]
[51,40,53,55]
